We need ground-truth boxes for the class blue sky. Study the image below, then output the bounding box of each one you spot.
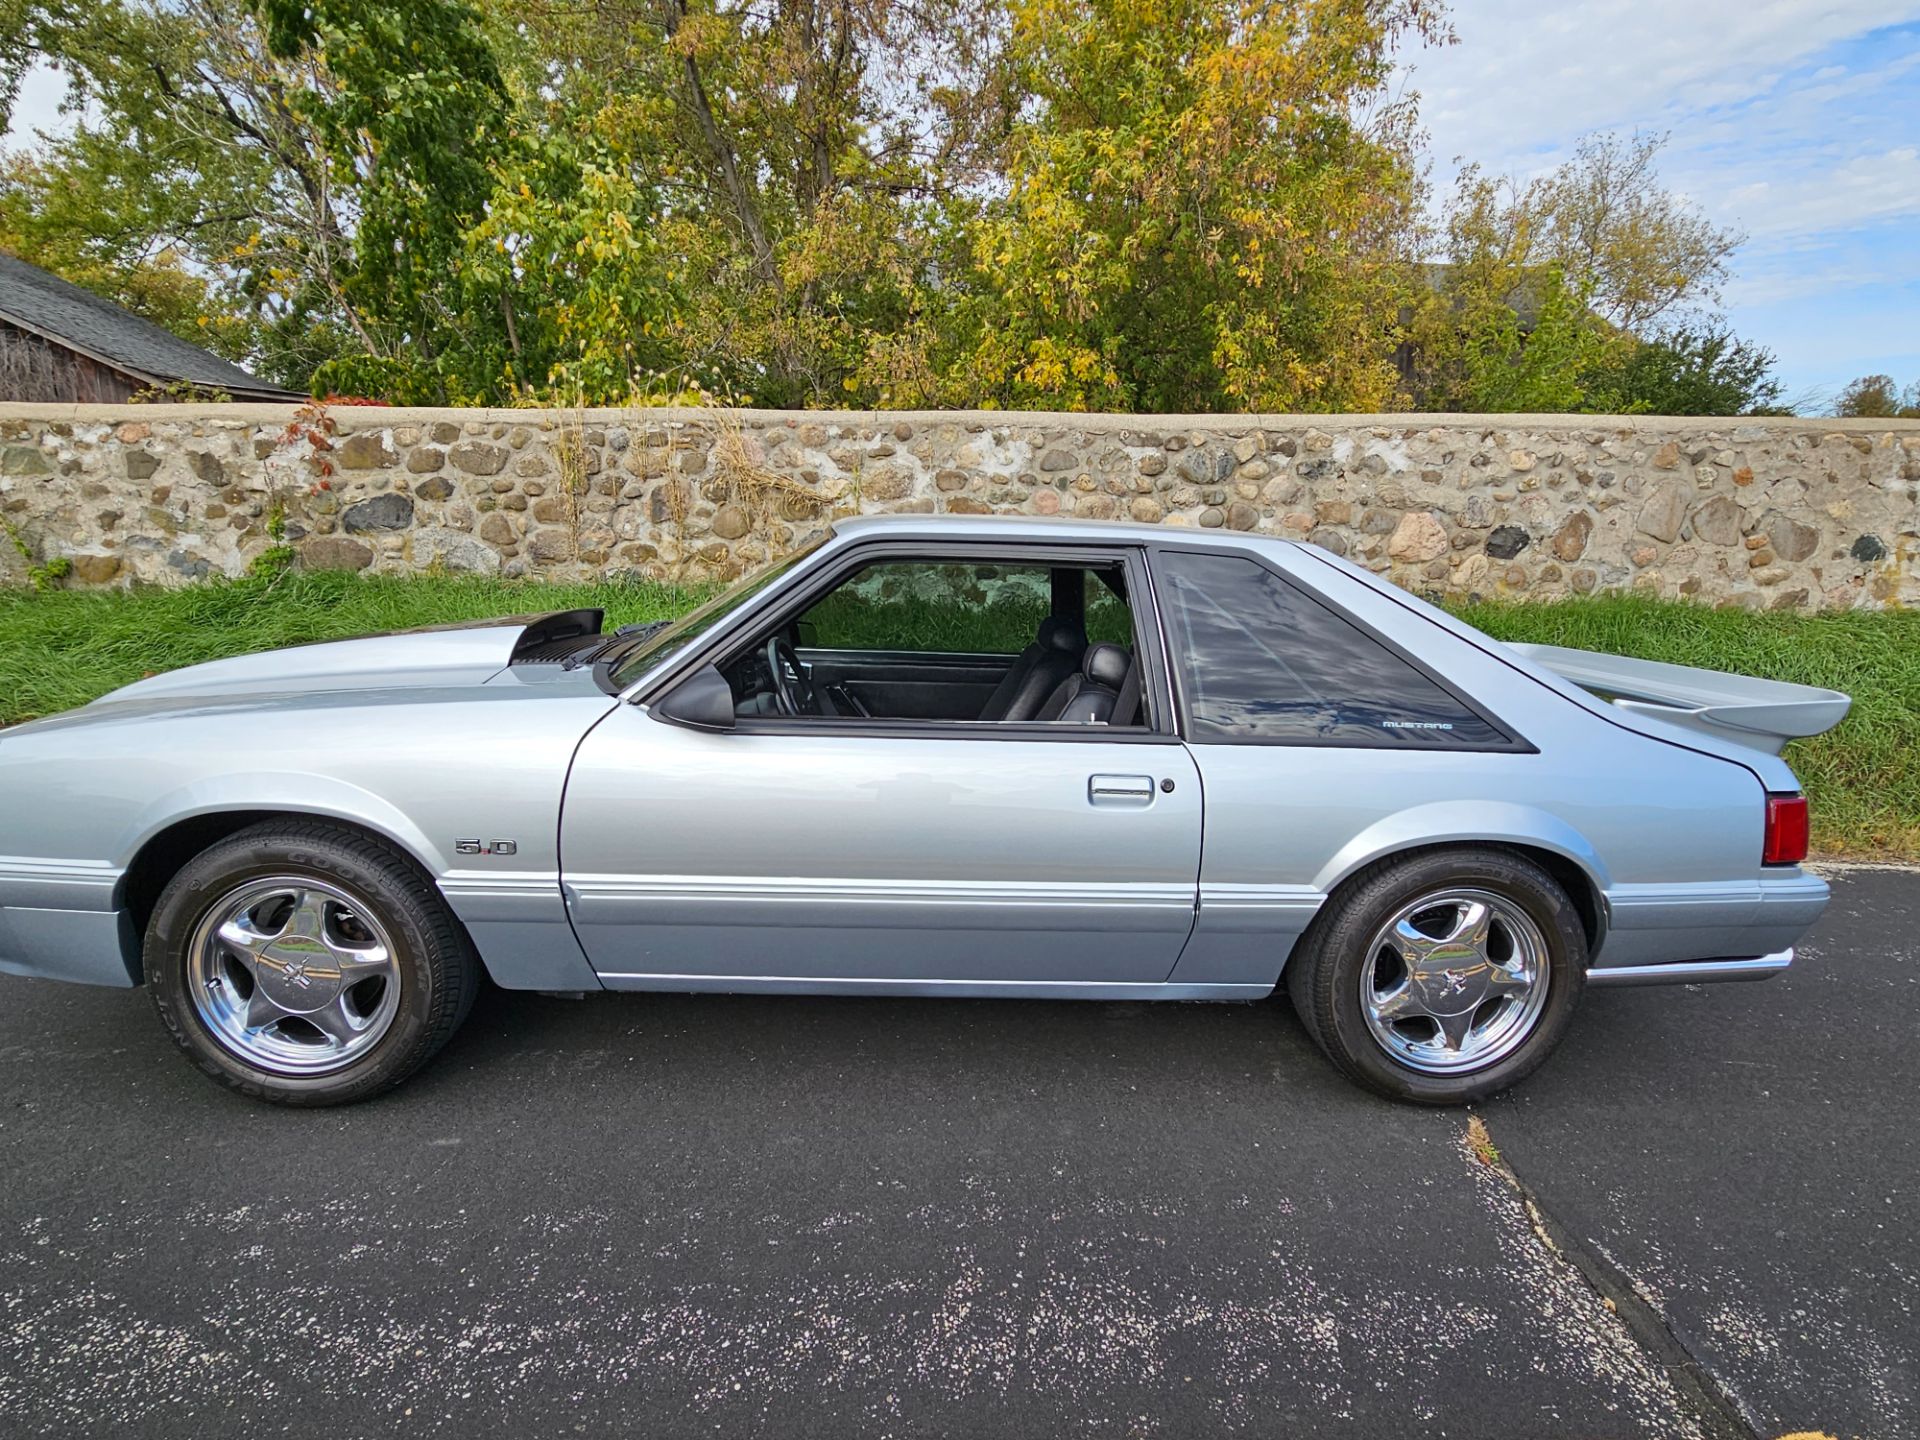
[1399,2,1920,410]
[8,3,1917,411]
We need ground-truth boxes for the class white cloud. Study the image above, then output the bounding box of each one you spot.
[1399,0,1920,176]
[1398,2,1920,403]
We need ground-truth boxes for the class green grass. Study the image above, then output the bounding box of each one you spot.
[1452,594,1920,859]
[0,569,708,725]
[1,574,1911,857]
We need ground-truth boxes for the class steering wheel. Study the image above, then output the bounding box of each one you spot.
[766,634,820,716]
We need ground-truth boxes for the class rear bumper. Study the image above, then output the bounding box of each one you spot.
[1596,869,1827,969]
[1587,948,1793,987]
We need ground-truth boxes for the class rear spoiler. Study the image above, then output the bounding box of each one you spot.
[1507,643,1851,755]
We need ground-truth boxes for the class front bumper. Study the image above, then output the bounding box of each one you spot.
[1586,948,1793,987]
[0,858,137,987]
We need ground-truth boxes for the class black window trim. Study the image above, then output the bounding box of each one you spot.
[1141,539,1536,754]
[643,538,1185,745]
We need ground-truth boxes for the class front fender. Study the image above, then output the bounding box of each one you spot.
[113,773,453,880]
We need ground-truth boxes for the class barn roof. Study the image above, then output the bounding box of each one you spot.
[0,251,303,403]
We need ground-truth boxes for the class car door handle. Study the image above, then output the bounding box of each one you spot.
[1088,774,1156,806]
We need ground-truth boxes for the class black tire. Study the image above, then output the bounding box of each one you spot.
[146,820,480,1106]
[1285,846,1587,1105]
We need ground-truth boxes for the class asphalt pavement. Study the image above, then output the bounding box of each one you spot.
[1,869,1911,1439]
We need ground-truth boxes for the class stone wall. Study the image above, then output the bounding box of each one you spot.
[2,402,1916,610]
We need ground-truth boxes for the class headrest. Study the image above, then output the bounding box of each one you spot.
[1040,617,1085,651]
[1082,642,1130,690]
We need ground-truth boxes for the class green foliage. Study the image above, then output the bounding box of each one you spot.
[1835,375,1920,419]
[0,2,1800,415]
[0,153,256,360]
[960,0,1439,413]
[1580,322,1785,417]
[1,0,364,388]
[1404,133,1757,415]
[1456,268,1610,413]
[308,354,439,407]
[261,0,513,401]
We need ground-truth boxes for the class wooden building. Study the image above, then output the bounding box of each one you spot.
[0,251,301,404]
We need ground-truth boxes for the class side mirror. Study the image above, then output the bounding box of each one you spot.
[650,664,736,731]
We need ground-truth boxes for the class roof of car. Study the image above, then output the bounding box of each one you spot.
[828,512,1297,550]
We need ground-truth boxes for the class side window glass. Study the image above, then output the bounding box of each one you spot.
[801,562,1054,653]
[1085,572,1134,647]
[1155,551,1509,747]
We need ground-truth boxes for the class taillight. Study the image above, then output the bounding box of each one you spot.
[1763,793,1809,866]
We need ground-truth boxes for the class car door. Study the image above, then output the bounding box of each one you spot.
[559,545,1203,992]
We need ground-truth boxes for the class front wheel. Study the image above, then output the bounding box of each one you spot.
[146,820,480,1106]
[1285,847,1588,1104]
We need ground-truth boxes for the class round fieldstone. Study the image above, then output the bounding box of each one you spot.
[335,433,394,470]
[711,505,751,540]
[1851,533,1887,562]
[1485,525,1529,560]
[1765,514,1819,563]
[300,537,374,571]
[448,441,509,476]
[1306,527,1347,556]
[1689,495,1743,546]
[1549,512,1592,562]
[341,493,415,532]
[69,553,123,584]
[1387,511,1449,562]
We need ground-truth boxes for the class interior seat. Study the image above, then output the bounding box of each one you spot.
[1036,643,1131,723]
[979,617,1086,722]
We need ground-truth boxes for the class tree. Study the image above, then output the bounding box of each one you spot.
[0,150,256,360]
[262,0,515,401]
[1581,322,1786,416]
[494,0,1002,407]
[1406,132,1746,413]
[1,0,370,388]
[1523,132,1740,333]
[1834,374,1920,419]
[1454,268,1609,413]
[953,0,1443,414]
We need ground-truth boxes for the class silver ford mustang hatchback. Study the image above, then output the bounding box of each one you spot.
[0,516,1849,1106]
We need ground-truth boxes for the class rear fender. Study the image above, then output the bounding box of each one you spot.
[1315,801,1612,899]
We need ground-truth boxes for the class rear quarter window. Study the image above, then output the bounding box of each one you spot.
[1154,550,1513,749]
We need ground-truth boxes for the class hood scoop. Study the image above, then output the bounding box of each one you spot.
[508,609,607,665]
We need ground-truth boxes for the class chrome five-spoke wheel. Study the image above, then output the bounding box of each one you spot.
[186,876,402,1075]
[1284,845,1586,1104]
[1359,887,1551,1075]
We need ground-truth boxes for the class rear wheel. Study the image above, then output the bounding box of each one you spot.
[1285,847,1587,1104]
[147,821,479,1106]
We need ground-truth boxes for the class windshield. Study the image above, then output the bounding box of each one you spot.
[604,535,830,689]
